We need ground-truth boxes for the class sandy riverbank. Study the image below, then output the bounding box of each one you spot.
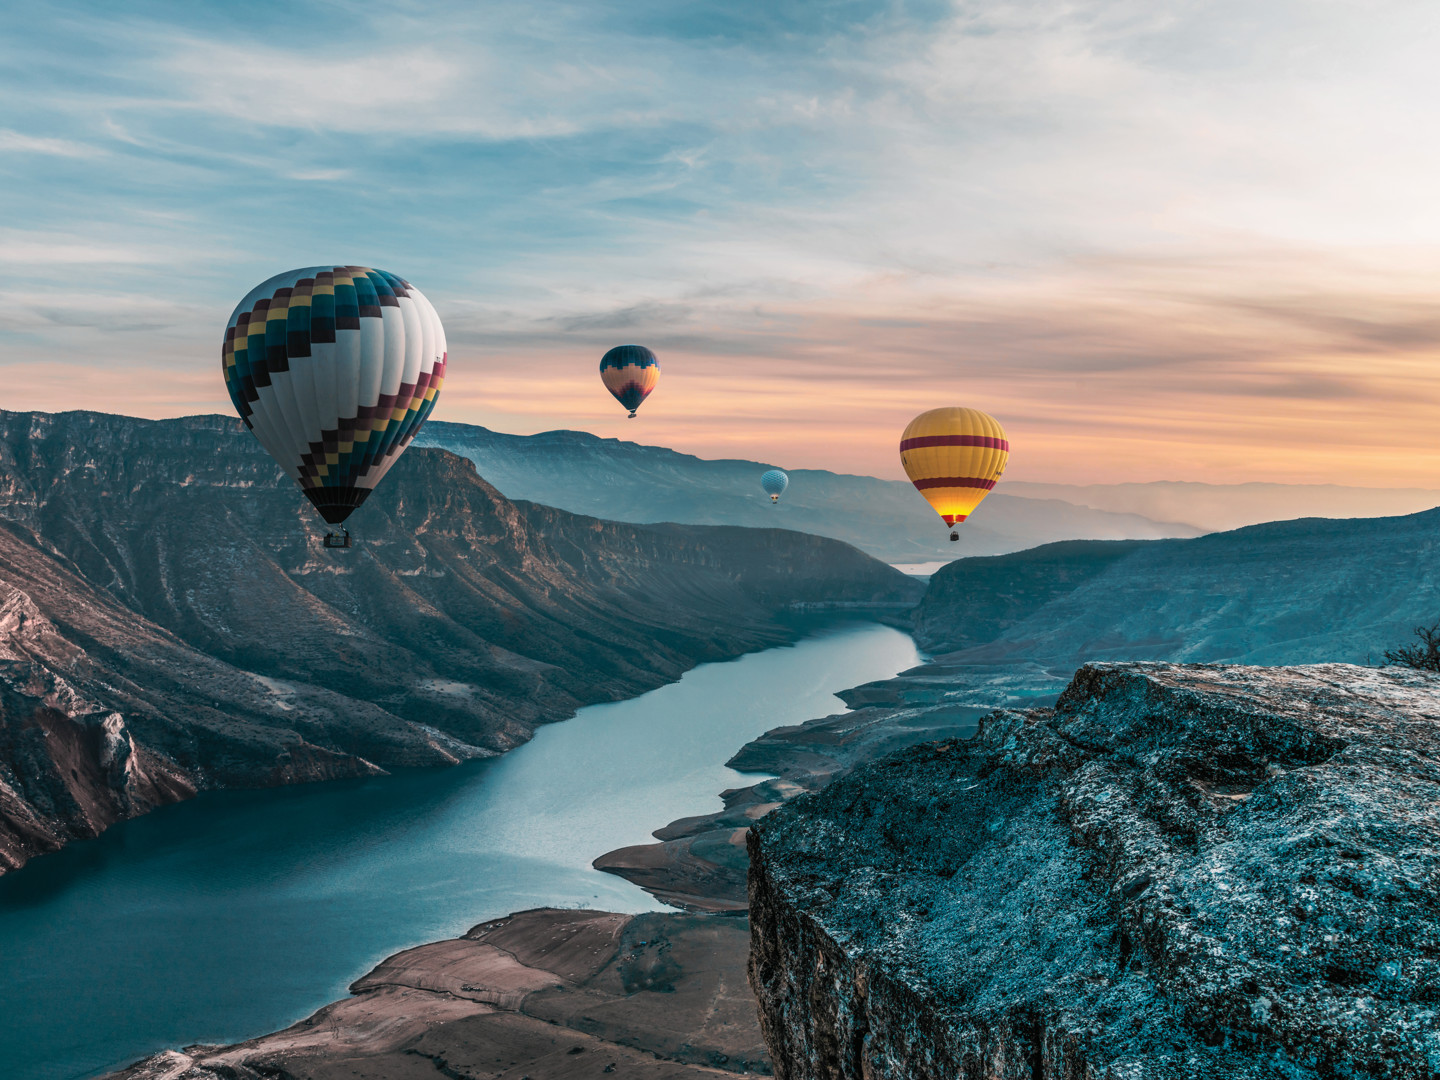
[107,907,767,1079]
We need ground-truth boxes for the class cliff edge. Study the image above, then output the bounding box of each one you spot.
[748,662,1440,1079]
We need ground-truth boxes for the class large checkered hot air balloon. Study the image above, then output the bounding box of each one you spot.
[599,345,659,417]
[222,266,447,546]
[899,407,1009,542]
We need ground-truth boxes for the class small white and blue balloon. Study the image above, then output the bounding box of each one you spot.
[761,469,789,503]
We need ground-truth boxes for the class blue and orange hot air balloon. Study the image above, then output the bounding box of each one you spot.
[599,345,660,418]
[899,407,1008,541]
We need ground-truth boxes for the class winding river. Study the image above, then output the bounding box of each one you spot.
[0,622,921,1080]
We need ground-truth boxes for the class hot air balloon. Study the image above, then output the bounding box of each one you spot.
[761,469,789,503]
[899,407,1008,542]
[599,345,659,417]
[222,266,447,548]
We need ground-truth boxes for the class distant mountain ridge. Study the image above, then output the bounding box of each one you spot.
[0,409,920,874]
[1006,480,1440,532]
[415,422,1203,563]
[912,510,1440,689]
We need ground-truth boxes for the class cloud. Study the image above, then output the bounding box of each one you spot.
[0,230,182,266]
[0,287,204,334]
[286,169,352,182]
[0,129,102,157]
[553,301,696,332]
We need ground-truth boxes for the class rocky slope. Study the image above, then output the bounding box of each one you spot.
[417,422,1201,563]
[748,661,1440,1079]
[912,512,1440,699]
[0,409,921,874]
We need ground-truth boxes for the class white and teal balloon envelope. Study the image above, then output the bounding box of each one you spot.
[222,266,447,526]
[761,469,789,503]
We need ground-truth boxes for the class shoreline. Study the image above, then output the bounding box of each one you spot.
[99,630,968,1080]
[45,622,915,1080]
[101,649,1004,1080]
[591,662,1014,911]
[104,642,1002,1080]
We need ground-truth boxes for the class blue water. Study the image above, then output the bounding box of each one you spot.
[0,622,920,1080]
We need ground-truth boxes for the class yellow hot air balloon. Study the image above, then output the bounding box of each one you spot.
[899,407,1009,541]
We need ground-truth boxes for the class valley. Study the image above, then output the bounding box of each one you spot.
[0,410,919,876]
[1,622,918,1080]
[4,410,1438,1080]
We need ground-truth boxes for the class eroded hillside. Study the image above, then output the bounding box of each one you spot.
[0,409,921,873]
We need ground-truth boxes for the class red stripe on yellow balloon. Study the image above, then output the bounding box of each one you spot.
[900,407,1009,540]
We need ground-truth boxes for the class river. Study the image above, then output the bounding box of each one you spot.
[0,622,921,1080]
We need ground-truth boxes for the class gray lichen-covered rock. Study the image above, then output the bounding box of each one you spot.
[748,662,1440,1079]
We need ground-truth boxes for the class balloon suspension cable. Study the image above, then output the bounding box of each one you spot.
[323,528,352,550]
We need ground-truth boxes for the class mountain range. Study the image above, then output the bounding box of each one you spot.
[909,510,1440,706]
[1005,480,1440,532]
[416,422,1440,561]
[0,409,919,875]
[7,410,1437,878]
[415,422,1203,564]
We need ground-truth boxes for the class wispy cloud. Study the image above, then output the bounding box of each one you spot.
[0,129,102,157]
[0,230,186,267]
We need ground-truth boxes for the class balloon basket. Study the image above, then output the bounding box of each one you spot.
[324,529,352,550]
[949,532,959,542]
[627,411,637,418]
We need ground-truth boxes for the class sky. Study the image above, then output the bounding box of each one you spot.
[2,0,1440,484]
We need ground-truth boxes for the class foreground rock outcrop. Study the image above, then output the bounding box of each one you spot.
[0,409,920,874]
[749,662,1440,1079]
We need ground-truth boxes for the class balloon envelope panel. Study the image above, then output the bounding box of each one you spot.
[899,407,1008,527]
[599,345,660,414]
[761,469,789,497]
[222,266,447,525]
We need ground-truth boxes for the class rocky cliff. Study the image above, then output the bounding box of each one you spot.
[0,409,921,874]
[749,662,1440,1079]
